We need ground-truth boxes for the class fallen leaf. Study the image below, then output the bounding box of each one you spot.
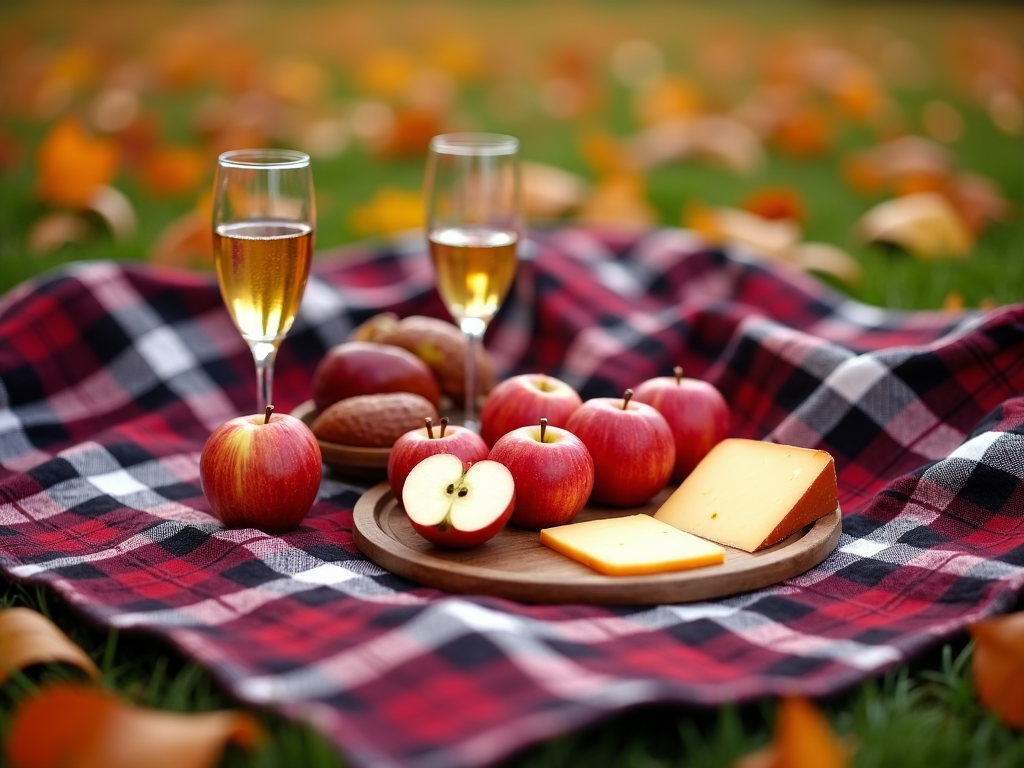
[576,174,658,231]
[625,115,763,174]
[267,56,329,106]
[685,204,800,260]
[26,212,92,255]
[732,697,848,768]
[149,210,212,269]
[856,192,973,259]
[742,187,806,223]
[771,104,832,157]
[37,118,119,208]
[790,242,863,286]
[87,186,137,242]
[943,290,965,311]
[350,186,424,236]
[522,161,588,219]
[5,684,262,768]
[969,611,1024,728]
[633,75,703,126]
[0,608,99,684]
[139,146,208,197]
[947,173,1013,235]
[359,48,416,97]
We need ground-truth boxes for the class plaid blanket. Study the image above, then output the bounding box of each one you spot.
[1,227,1023,768]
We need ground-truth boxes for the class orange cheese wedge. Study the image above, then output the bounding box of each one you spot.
[540,514,725,576]
[654,438,837,552]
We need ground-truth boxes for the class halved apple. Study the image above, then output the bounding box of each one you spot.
[401,453,516,548]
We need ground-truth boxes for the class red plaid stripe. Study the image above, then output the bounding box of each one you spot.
[1,227,1023,768]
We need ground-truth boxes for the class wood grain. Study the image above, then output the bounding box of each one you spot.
[353,484,843,605]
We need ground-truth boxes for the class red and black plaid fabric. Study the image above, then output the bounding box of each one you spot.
[1,227,1023,768]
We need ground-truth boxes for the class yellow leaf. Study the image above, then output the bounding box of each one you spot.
[856,192,973,259]
[350,187,424,236]
[969,612,1024,728]
[576,174,658,232]
[37,118,119,209]
[5,684,262,768]
[0,608,99,684]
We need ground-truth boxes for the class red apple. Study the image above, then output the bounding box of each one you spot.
[479,373,583,448]
[312,341,441,412]
[200,406,322,532]
[564,390,675,507]
[402,453,515,548]
[488,418,594,529]
[632,366,730,483]
[388,416,490,501]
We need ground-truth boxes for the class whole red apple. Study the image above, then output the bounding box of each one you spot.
[200,406,322,532]
[312,341,441,412]
[488,418,594,529]
[564,390,675,507]
[479,373,583,448]
[402,453,516,548]
[388,416,490,501]
[632,366,730,483]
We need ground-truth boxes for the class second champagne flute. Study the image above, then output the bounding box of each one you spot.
[424,133,522,432]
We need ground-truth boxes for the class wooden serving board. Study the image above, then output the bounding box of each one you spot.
[352,484,843,605]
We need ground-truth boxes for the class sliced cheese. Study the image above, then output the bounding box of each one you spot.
[654,438,837,552]
[540,514,725,576]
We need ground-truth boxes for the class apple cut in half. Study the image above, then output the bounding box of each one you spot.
[401,453,516,548]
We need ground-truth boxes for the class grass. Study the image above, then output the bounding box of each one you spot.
[2,2,1024,765]
[3,576,1022,767]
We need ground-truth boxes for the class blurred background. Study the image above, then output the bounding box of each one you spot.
[1,0,1022,309]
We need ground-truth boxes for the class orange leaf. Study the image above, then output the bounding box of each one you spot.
[37,118,119,208]
[969,612,1024,728]
[5,684,263,768]
[576,174,658,232]
[742,187,806,223]
[772,105,832,157]
[0,608,99,684]
[732,697,847,768]
[350,186,424,236]
[139,146,209,197]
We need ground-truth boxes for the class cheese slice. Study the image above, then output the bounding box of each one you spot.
[540,514,725,576]
[654,438,837,552]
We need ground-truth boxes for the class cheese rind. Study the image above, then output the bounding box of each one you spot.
[653,438,837,553]
[540,514,725,576]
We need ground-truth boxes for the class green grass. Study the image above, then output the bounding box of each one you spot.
[3,577,1022,767]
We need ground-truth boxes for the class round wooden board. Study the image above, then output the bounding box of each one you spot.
[353,484,843,605]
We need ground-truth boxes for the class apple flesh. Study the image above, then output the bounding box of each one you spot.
[564,390,675,507]
[632,366,730,483]
[312,341,441,412]
[402,453,516,548]
[200,406,322,532]
[488,418,594,530]
[388,416,490,501]
[479,373,583,448]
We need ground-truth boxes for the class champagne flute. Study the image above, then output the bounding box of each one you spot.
[424,133,522,432]
[212,149,315,415]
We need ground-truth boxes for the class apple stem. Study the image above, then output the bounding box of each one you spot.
[621,389,634,410]
[425,417,434,439]
[440,416,449,438]
[674,366,684,384]
[264,405,274,424]
[540,417,548,442]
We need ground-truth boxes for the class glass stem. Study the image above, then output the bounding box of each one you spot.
[251,340,279,414]
[460,318,486,432]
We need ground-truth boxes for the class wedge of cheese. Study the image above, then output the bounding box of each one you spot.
[540,514,725,576]
[654,438,837,552]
